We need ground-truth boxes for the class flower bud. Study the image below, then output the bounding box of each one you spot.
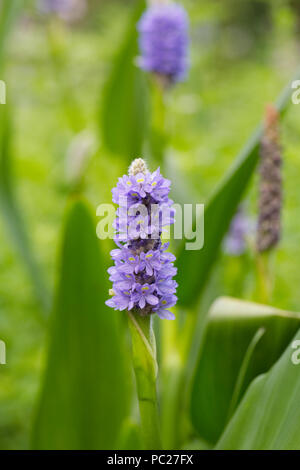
[129,158,148,176]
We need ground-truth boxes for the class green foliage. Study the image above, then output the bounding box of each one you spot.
[176,72,300,308]
[190,297,300,444]
[2,0,300,451]
[0,105,50,312]
[216,325,300,449]
[101,0,149,160]
[32,199,131,449]
[0,1,49,311]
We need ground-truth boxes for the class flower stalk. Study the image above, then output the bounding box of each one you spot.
[149,80,167,165]
[137,2,190,165]
[127,311,161,449]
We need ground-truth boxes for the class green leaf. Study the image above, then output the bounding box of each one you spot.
[176,70,300,307]
[0,105,50,312]
[32,199,131,449]
[216,326,300,449]
[101,0,148,159]
[118,420,143,450]
[190,297,300,445]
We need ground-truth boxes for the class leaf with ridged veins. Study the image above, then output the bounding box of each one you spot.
[216,323,300,449]
[190,297,300,445]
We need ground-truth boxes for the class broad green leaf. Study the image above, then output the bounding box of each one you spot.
[216,326,300,449]
[0,105,50,312]
[101,0,148,159]
[32,199,131,449]
[190,297,300,445]
[176,70,300,307]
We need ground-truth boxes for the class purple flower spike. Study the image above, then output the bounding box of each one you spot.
[105,158,177,320]
[137,2,189,84]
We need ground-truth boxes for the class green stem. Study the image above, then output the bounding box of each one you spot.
[127,311,162,449]
[255,251,273,304]
[149,79,167,166]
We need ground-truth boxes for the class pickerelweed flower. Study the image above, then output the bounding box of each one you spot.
[106,158,177,320]
[256,105,282,253]
[137,2,189,85]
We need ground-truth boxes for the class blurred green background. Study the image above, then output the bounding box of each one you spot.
[1,0,300,449]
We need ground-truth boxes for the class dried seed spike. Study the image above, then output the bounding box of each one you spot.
[256,104,282,253]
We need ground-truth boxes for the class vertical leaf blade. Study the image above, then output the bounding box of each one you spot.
[32,199,131,449]
[190,297,300,444]
[0,105,50,311]
[0,1,50,311]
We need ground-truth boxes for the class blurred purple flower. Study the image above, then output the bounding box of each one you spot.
[137,2,189,84]
[39,0,87,22]
[224,207,252,256]
[106,158,177,320]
